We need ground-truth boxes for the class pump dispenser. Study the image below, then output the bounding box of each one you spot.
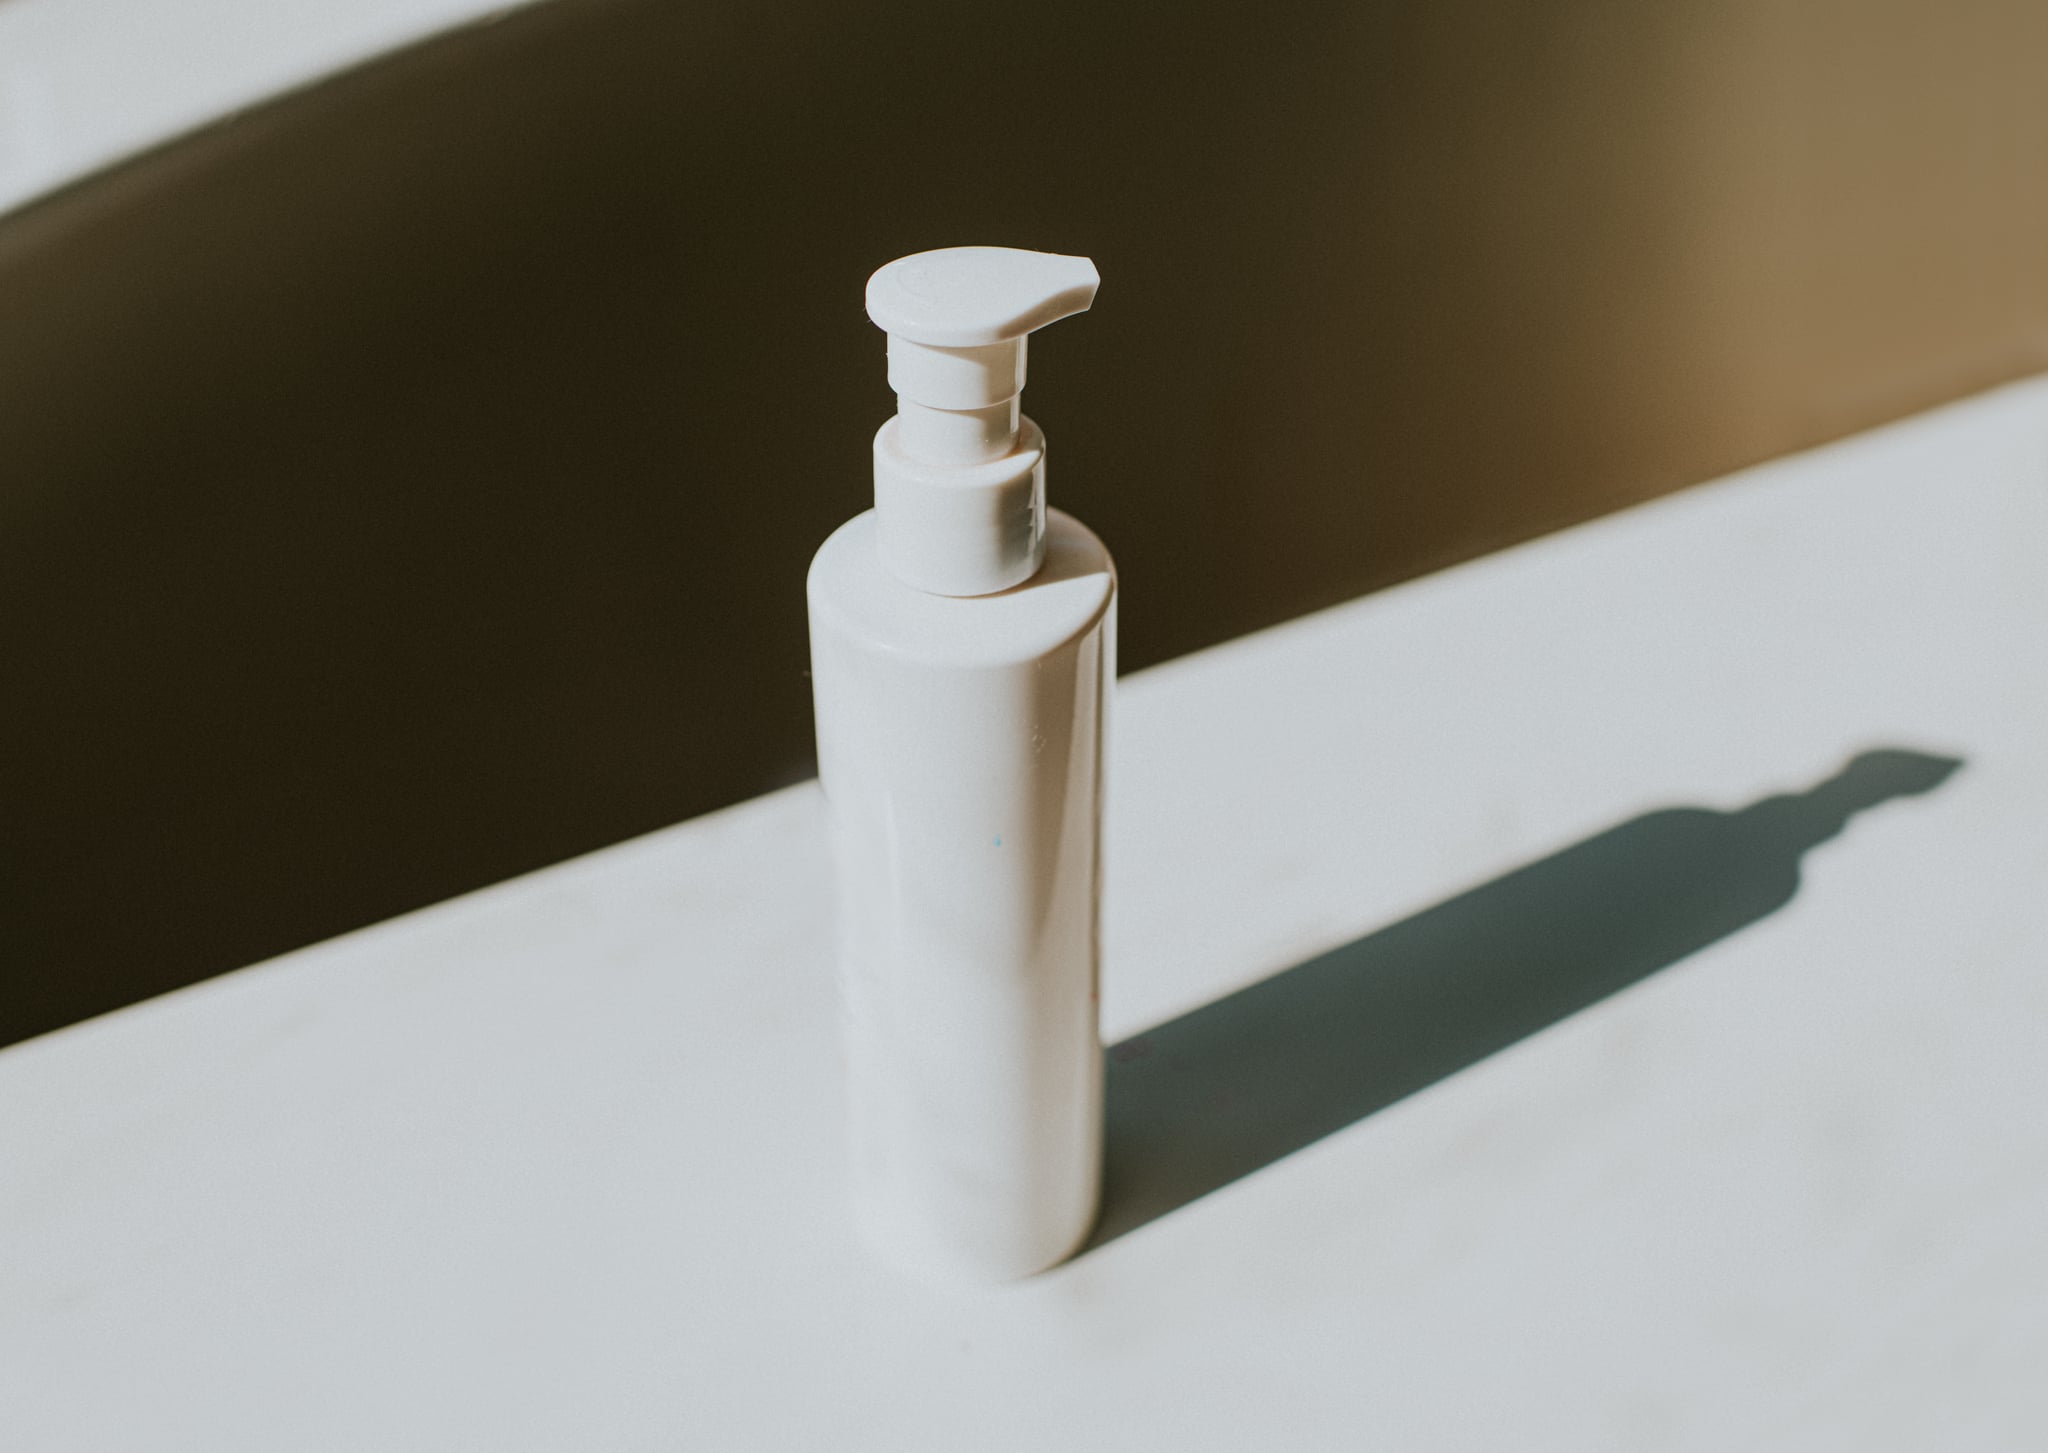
[866,247,1099,596]
[807,247,1115,1282]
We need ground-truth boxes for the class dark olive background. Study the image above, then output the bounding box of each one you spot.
[4,0,2044,1045]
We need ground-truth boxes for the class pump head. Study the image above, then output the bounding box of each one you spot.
[864,247,1099,596]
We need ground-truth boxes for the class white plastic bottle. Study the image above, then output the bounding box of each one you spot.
[807,247,1114,1282]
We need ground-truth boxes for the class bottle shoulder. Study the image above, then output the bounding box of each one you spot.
[808,509,1115,668]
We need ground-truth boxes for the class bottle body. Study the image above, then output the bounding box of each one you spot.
[807,508,1115,1282]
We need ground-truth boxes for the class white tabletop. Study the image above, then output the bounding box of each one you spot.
[6,377,2046,1449]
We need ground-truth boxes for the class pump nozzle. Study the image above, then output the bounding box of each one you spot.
[868,247,1098,466]
[867,246,1099,348]
[864,247,1099,597]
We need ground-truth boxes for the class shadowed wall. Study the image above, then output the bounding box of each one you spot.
[3,0,2044,1043]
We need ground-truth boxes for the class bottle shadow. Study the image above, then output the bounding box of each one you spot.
[1087,747,1964,1249]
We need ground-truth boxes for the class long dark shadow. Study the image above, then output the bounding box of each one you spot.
[1089,747,1963,1248]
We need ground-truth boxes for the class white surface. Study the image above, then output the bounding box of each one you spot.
[0,0,535,217]
[809,509,1114,1282]
[6,377,2048,1448]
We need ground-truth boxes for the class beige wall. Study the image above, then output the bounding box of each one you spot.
[1217,0,2048,603]
[4,0,2045,1042]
